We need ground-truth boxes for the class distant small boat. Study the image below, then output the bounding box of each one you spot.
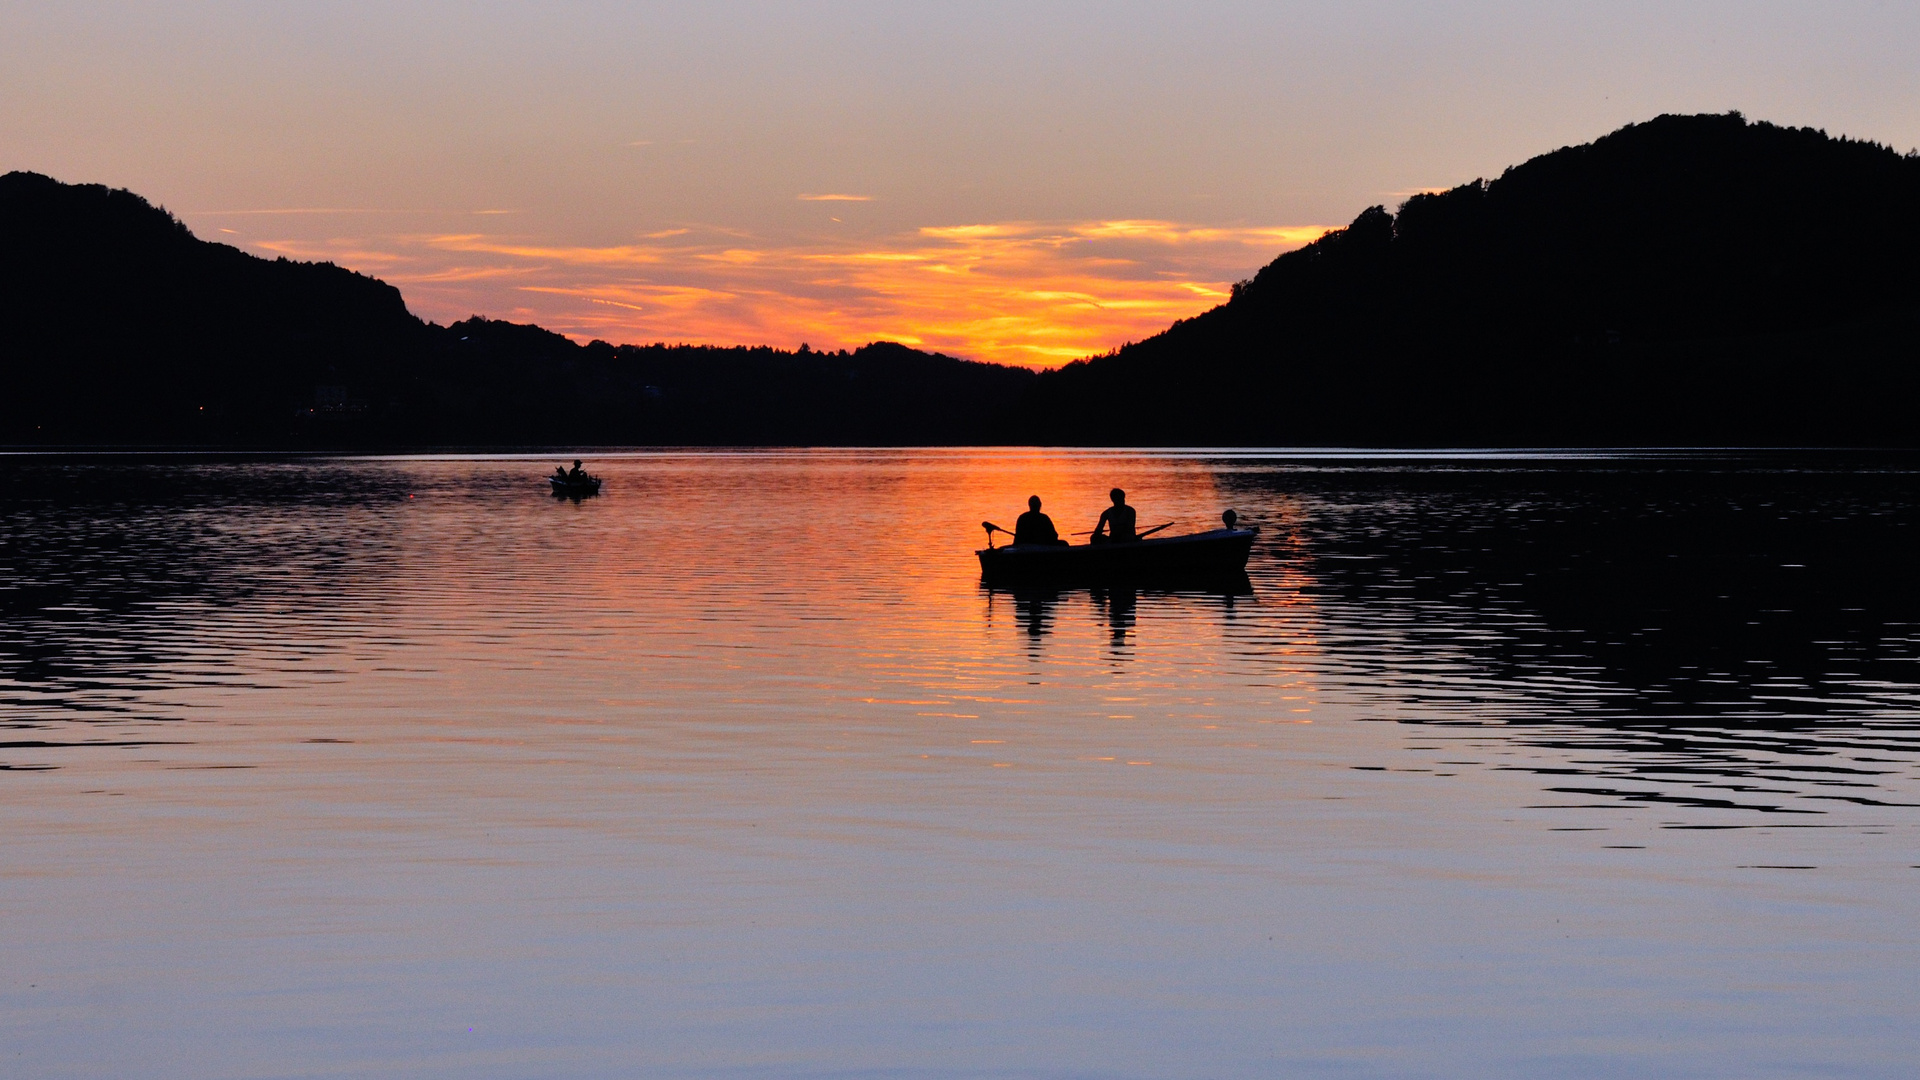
[549,475,602,497]
[977,528,1255,586]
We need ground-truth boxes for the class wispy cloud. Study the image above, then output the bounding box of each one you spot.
[220,218,1329,368]
[194,207,390,216]
[797,193,873,202]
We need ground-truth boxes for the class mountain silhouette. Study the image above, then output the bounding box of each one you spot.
[4,112,1918,447]
[0,171,431,442]
[0,171,1033,445]
[1026,113,1920,446]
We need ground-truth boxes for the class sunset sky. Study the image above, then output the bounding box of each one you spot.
[6,2,1919,367]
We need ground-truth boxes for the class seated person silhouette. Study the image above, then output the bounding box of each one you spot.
[1090,488,1137,544]
[553,466,569,483]
[566,459,586,482]
[1012,495,1066,546]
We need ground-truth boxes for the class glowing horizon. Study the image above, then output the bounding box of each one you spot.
[12,3,1918,367]
[218,214,1331,369]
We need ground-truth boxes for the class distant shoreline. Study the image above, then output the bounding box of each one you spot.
[5,445,1916,460]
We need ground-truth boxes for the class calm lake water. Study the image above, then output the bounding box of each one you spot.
[3,449,1918,1079]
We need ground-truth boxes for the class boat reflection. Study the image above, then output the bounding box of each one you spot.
[984,573,1254,655]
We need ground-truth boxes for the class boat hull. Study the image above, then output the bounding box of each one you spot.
[977,528,1255,586]
[549,477,601,497]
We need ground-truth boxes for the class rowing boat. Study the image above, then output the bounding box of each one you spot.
[549,476,602,497]
[977,527,1255,586]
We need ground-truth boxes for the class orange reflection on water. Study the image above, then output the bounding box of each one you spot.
[7,451,1920,1080]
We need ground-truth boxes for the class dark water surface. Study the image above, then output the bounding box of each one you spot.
[3,449,1917,1079]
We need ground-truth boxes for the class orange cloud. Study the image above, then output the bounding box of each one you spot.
[230,218,1329,368]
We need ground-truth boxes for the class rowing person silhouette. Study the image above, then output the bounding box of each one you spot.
[1012,495,1067,546]
[1089,488,1137,545]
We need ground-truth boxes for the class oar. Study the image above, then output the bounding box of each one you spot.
[1072,521,1175,538]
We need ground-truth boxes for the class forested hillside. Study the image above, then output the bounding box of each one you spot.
[1027,113,1920,445]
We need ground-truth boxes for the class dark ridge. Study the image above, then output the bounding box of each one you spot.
[0,171,1034,446]
[6,112,1920,447]
[1025,113,1920,446]
[0,171,429,443]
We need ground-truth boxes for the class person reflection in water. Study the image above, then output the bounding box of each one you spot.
[1013,495,1066,546]
[1016,589,1057,639]
[1094,586,1137,650]
[1090,488,1137,544]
